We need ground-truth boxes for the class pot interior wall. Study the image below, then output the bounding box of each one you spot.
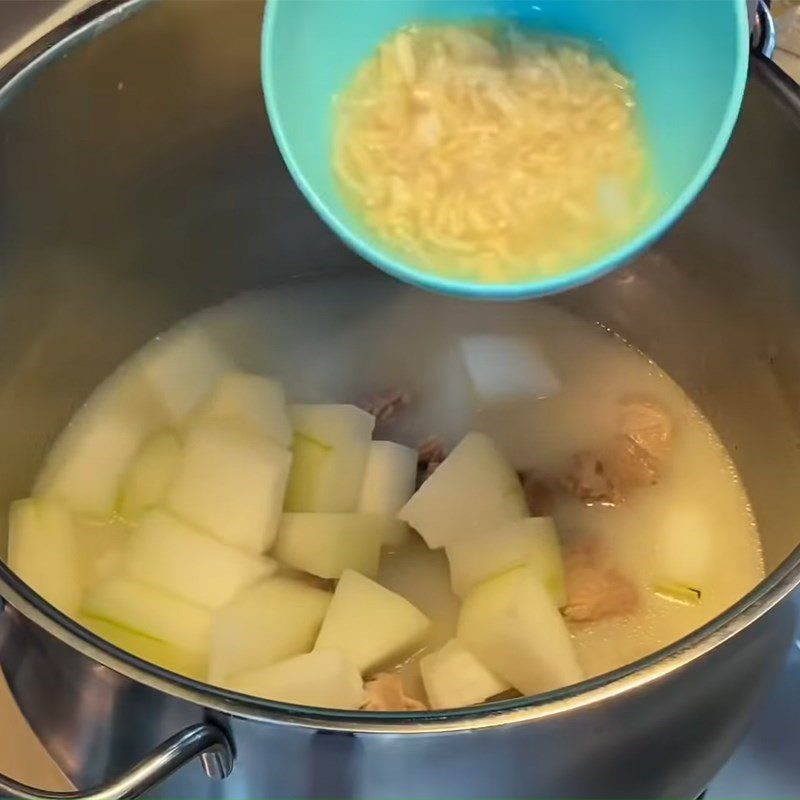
[1,0,799,584]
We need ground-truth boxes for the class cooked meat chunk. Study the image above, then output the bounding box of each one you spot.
[519,469,560,516]
[604,435,660,492]
[563,398,674,505]
[607,398,674,490]
[418,435,445,464]
[563,451,623,506]
[296,573,336,592]
[361,389,411,424]
[417,435,446,480]
[619,398,673,466]
[362,673,427,711]
[422,461,442,480]
[562,539,638,623]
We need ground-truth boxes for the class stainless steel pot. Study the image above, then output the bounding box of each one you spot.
[0,2,799,797]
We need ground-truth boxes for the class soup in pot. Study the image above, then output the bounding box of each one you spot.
[4,276,763,710]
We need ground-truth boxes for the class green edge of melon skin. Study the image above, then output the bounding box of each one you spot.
[653,580,702,606]
[293,430,332,452]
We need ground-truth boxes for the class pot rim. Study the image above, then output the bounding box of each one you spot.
[1,0,800,734]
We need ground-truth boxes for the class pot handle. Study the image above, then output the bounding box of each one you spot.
[0,722,233,800]
[751,0,776,59]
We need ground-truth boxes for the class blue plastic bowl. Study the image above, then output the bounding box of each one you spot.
[262,0,748,299]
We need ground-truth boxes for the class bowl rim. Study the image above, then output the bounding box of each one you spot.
[1,0,797,734]
[261,0,751,300]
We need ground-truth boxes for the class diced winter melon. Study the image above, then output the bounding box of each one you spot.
[82,576,212,656]
[446,517,566,604]
[358,441,417,516]
[118,430,182,521]
[137,326,235,423]
[285,431,327,506]
[457,567,583,695]
[35,393,155,519]
[460,335,560,405]
[73,516,131,589]
[209,576,331,682]
[225,650,365,709]
[285,405,375,512]
[357,440,415,547]
[399,432,527,549]
[192,373,292,448]
[80,616,205,680]
[314,569,430,674]
[274,513,383,579]
[654,505,712,596]
[166,420,291,553]
[378,519,413,548]
[124,510,276,609]
[7,498,82,616]
[420,638,510,709]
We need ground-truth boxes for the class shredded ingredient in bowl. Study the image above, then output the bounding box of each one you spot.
[333,24,655,283]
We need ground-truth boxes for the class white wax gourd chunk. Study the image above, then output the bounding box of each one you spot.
[137,326,235,423]
[357,441,416,547]
[653,505,713,601]
[118,430,182,521]
[82,577,212,657]
[7,498,82,616]
[35,380,158,518]
[378,519,414,548]
[124,510,276,609]
[192,373,292,448]
[166,420,291,553]
[446,517,566,604]
[457,567,583,696]
[460,335,560,405]
[73,517,131,589]
[420,639,510,709]
[358,441,417,515]
[398,432,527,549]
[80,616,205,680]
[275,513,382,579]
[225,650,365,710]
[209,577,331,682]
[285,405,375,512]
[314,570,430,674]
